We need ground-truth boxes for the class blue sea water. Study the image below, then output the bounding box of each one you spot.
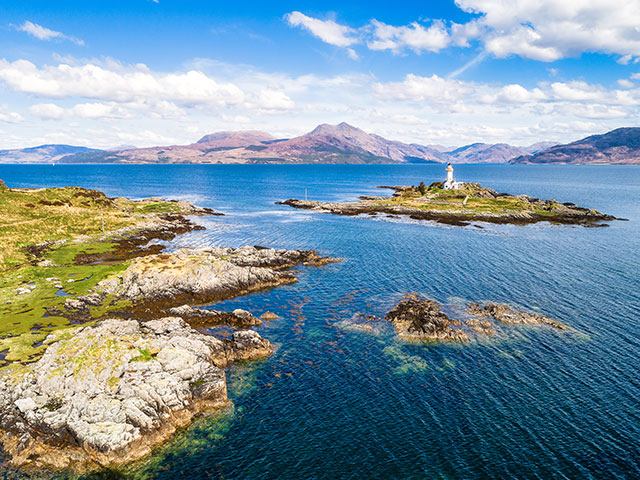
[0,164,639,480]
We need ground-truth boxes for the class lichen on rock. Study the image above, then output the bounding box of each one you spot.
[0,317,272,472]
[97,245,339,305]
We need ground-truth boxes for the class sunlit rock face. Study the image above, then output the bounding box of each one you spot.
[0,317,272,472]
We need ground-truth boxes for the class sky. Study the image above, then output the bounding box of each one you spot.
[1,0,640,149]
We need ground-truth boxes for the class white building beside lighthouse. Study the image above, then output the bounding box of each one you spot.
[443,163,463,190]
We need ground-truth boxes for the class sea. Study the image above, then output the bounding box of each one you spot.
[0,163,639,480]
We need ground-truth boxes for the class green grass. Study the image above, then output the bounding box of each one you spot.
[134,202,182,214]
[372,185,561,217]
[130,348,156,362]
[0,185,197,366]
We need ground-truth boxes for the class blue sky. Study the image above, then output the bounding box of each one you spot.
[1,0,640,149]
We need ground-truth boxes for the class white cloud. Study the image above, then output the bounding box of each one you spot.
[285,11,357,47]
[251,89,295,110]
[29,100,186,120]
[373,74,640,120]
[0,59,245,107]
[367,20,450,54]
[373,74,474,104]
[16,21,84,46]
[29,103,66,119]
[3,56,640,149]
[493,84,546,103]
[456,0,640,61]
[285,13,454,55]
[287,2,640,62]
[0,106,23,124]
[553,103,629,119]
[549,81,603,101]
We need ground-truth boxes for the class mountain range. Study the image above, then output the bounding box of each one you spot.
[510,128,640,165]
[0,144,99,164]
[1,123,638,165]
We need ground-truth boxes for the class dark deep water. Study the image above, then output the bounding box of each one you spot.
[1,164,639,480]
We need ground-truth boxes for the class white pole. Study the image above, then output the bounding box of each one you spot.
[305,188,308,201]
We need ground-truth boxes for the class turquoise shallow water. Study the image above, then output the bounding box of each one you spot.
[0,164,639,480]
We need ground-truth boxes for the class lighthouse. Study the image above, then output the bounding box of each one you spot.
[443,163,461,190]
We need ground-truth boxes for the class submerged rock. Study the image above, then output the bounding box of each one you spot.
[466,302,566,330]
[384,295,566,342]
[260,311,279,321]
[0,317,272,472]
[385,294,469,342]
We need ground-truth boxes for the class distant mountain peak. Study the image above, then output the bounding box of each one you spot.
[196,130,275,147]
[309,122,362,136]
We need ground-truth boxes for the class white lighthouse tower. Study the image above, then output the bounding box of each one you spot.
[443,163,461,190]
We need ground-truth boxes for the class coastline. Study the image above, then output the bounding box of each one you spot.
[0,181,339,472]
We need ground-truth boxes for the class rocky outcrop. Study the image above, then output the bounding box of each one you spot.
[466,302,567,330]
[167,305,261,327]
[0,317,272,471]
[97,246,339,304]
[385,294,469,341]
[385,295,567,342]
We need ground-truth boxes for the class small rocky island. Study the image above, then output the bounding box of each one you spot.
[384,294,566,342]
[0,180,339,472]
[278,164,620,227]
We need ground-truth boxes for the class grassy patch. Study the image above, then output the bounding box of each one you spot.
[134,201,182,214]
[130,348,156,362]
[0,184,196,366]
[372,185,557,216]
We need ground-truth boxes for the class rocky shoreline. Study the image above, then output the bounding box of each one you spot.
[0,243,339,472]
[0,184,341,473]
[278,183,621,227]
[0,317,271,471]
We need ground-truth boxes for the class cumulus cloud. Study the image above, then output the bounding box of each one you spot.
[0,106,23,124]
[367,20,450,53]
[0,59,245,107]
[250,89,295,111]
[285,13,454,56]
[373,74,474,104]
[16,21,84,46]
[287,2,640,62]
[3,55,640,149]
[553,103,630,119]
[373,73,640,121]
[456,0,640,61]
[29,103,66,119]
[285,11,357,47]
[29,102,140,120]
[490,84,546,103]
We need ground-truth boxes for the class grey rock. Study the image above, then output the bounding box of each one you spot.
[97,246,334,302]
[0,317,272,471]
